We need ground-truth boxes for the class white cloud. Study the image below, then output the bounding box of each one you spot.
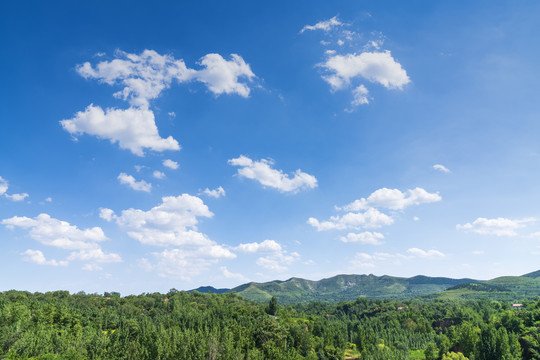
[61,105,180,156]
[102,194,235,279]
[21,249,68,267]
[433,164,451,173]
[406,248,445,258]
[2,213,107,250]
[0,176,7,196]
[103,194,234,258]
[153,170,166,179]
[77,50,256,107]
[77,49,196,108]
[351,85,370,106]
[457,217,534,237]
[45,197,53,203]
[301,16,343,33]
[221,266,249,282]
[339,231,384,245]
[196,54,255,97]
[163,159,179,169]
[0,177,30,202]
[229,155,317,193]
[256,251,300,272]
[68,50,255,156]
[350,253,377,268]
[308,207,394,231]
[103,194,217,247]
[322,51,410,91]
[413,216,420,221]
[152,247,235,280]
[201,186,226,198]
[236,239,282,253]
[118,172,152,192]
[310,187,440,234]
[234,239,299,272]
[168,112,176,118]
[341,187,441,212]
[99,208,115,222]
[3,213,120,266]
[5,193,29,202]
[472,250,485,255]
[67,248,122,263]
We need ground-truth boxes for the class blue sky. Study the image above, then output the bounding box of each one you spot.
[2,1,540,294]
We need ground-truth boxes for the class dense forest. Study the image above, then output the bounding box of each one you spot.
[1,289,540,359]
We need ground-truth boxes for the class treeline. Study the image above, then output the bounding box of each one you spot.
[1,289,540,359]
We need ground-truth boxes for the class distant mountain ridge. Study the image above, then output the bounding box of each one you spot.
[188,269,540,304]
[189,273,480,304]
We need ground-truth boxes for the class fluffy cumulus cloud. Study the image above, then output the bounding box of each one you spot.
[457,217,534,237]
[77,50,196,108]
[64,50,255,156]
[2,213,107,249]
[235,239,298,272]
[341,187,441,212]
[163,159,179,169]
[67,248,122,263]
[2,213,120,267]
[322,51,410,91]
[301,16,343,33]
[308,208,393,231]
[406,248,445,258]
[61,105,180,156]
[118,173,152,192]
[101,194,234,278]
[195,54,255,97]
[151,247,235,280]
[77,50,255,106]
[256,251,300,272]
[229,155,317,193]
[21,249,68,267]
[5,193,29,202]
[236,239,282,253]
[101,194,216,246]
[153,170,165,179]
[301,16,410,107]
[309,187,440,234]
[201,186,226,198]
[433,164,451,173]
[220,266,249,282]
[339,231,384,245]
[0,176,30,202]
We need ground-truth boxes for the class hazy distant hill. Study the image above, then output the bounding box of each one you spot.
[189,286,230,294]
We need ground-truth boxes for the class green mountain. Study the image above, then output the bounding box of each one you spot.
[522,269,540,278]
[228,274,478,304]
[426,271,540,301]
[190,269,540,304]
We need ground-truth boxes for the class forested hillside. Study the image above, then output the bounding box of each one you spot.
[191,271,540,305]
[1,289,540,359]
[193,274,480,304]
